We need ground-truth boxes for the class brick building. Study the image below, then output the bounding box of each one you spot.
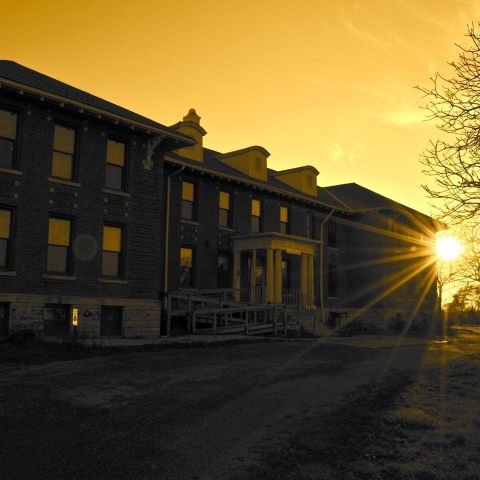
[0,61,441,339]
[0,61,193,339]
[164,110,440,331]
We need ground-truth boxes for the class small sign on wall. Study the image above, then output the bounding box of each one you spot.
[72,308,79,327]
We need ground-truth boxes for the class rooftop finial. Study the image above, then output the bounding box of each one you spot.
[183,108,201,125]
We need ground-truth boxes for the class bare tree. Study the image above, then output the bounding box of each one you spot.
[418,23,480,227]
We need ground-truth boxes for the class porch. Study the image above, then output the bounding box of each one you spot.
[232,232,323,308]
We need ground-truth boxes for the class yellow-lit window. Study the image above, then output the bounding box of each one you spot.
[52,125,75,180]
[180,247,194,286]
[0,109,18,169]
[102,225,123,277]
[219,191,231,227]
[105,139,126,190]
[280,206,289,234]
[251,199,262,233]
[0,209,12,268]
[47,217,72,273]
[181,181,196,220]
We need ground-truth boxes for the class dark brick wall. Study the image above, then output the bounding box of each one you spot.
[163,163,334,294]
[0,90,164,301]
[163,162,437,318]
[334,211,437,311]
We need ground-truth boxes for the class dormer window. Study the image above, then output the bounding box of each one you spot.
[254,157,262,172]
[306,175,313,189]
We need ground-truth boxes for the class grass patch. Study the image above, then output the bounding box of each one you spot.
[237,353,480,480]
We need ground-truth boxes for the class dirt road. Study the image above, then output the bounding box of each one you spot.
[0,339,437,479]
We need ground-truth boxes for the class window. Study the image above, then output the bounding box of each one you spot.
[251,199,262,233]
[328,264,337,298]
[0,303,9,337]
[217,252,231,288]
[306,174,314,189]
[102,225,123,277]
[0,209,12,269]
[219,191,231,227]
[100,306,123,336]
[254,157,262,172]
[43,304,70,336]
[327,220,337,248]
[52,124,75,179]
[180,247,194,287]
[306,214,313,239]
[105,139,126,190]
[181,181,196,220]
[47,217,72,273]
[280,206,289,234]
[0,108,17,168]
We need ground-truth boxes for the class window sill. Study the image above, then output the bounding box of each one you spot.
[0,167,22,176]
[181,219,199,226]
[42,274,77,281]
[102,188,131,198]
[98,277,128,284]
[48,176,81,188]
[218,225,235,232]
[0,270,17,276]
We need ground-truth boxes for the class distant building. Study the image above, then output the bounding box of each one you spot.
[0,61,441,339]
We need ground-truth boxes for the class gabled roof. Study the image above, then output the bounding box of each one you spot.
[0,60,192,143]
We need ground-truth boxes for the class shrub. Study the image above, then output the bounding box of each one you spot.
[337,318,378,337]
[7,329,36,345]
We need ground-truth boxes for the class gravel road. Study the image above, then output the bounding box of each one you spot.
[0,339,430,480]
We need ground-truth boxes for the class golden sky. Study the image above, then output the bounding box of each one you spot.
[2,0,480,215]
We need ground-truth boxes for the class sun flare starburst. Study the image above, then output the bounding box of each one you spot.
[436,234,463,261]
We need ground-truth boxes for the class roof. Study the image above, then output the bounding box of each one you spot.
[325,183,395,210]
[0,60,192,142]
[165,147,349,210]
[325,183,446,228]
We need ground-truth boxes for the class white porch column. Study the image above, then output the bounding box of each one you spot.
[233,250,241,301]
[266,248,274,303]
[307,254,314,307]
[300,253,308,307]
[250,249,257,303]
[274,249,282,304]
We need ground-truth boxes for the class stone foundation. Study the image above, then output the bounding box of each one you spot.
[1,294,162,340]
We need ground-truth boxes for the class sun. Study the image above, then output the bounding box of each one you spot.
[436,234,463,261]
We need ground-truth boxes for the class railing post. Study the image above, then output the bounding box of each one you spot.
[192,311,196,334]
[166,294,172,337]
[245,309,249,335]
[213,312,217,336]
[273,305,277,336]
